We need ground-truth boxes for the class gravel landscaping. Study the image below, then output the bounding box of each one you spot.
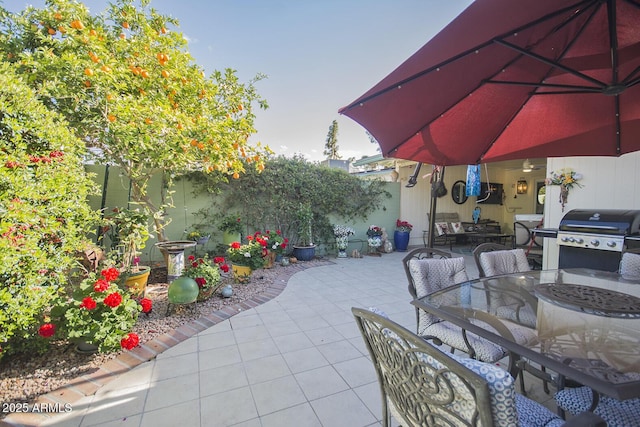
[0,260,328,416]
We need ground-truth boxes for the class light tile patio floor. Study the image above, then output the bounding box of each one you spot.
[4,248,556,427]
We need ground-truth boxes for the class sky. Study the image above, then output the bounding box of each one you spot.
[5,0,473,161]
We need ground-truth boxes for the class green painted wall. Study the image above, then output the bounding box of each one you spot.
[87,165,401,264]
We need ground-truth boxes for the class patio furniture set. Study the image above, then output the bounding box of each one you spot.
[353,245,640,426]
[423,212,513,250]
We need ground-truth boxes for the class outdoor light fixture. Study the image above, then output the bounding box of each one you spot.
[516,179,528,194]
[406,162,422,188]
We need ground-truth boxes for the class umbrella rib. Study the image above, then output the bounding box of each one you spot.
[339,0,599,112]
[608,0,619,86]
[622,66,640,85]
[494,39,606,88]
[484,79,601,92]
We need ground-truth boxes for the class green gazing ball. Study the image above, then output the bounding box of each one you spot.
[167,276,199,304]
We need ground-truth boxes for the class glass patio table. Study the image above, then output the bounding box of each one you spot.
[411,268,640,402]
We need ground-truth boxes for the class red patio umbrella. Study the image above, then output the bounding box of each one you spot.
[339,0,640,166]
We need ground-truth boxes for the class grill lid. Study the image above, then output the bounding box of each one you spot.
[559,209,640,235]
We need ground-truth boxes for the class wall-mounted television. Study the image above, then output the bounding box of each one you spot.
[476,182,504,205]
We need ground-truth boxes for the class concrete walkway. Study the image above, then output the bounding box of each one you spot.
[4,249,553,427]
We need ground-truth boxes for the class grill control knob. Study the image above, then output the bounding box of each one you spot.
[561,236,570,242]
[590,240,600,247]
[575,238,584,244]
[607,241,617,248]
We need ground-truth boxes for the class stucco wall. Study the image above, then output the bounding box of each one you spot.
[542,152,640,269]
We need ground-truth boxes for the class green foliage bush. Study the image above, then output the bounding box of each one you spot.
[189,155,392,248]
[0,63,98,360]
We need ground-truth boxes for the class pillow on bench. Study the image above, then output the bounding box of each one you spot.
[450,221,465,234]
[435,222,450,236]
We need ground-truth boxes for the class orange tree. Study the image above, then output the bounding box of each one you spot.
[1,0,271,240]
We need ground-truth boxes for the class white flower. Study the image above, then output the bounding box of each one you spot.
[243,252,251,258]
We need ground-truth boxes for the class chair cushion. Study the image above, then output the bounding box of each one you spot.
[516,394,565,427]
[556,386,640,427]
[413,350,519,427]
[408,257,468,331]
[620,252,640,278]
[443,352,563,427]
[423,316,538,363]
[479,249,531,277]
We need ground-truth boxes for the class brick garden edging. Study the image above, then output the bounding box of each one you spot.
[2,260,333,427]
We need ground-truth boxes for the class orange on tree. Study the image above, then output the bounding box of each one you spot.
[4,0,271,243]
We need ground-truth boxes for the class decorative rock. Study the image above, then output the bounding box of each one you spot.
[221,284,233,298]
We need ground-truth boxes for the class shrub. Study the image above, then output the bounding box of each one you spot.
[0,63,98,360]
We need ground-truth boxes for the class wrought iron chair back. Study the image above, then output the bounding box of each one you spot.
[352,307,493,427]
[353,308,606,427]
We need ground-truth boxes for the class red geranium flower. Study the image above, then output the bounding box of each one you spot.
[101,267,120,282]
[94,279,110,292]
[38,323,56,338]
[231,241,241,249]
[188,255,195,261]
[213,256,225,264]
[120,332,139,350]
[140,298,152,313]
[195,277,206,288]
[80,297,97,310]
[192,261,198,268]
[220,263,230,273]
[104,292,123,308]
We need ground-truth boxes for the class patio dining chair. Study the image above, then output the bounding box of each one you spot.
[556,386,640,427]
[402,248,537,375]
[473,242,531,278]
[473,243,549,394]
[352,307,605,427]
[619,249,640,278]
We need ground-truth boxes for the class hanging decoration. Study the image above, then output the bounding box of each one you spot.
[466,165,481,196]
[545,168,583,212]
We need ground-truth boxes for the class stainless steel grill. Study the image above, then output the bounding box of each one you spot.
[557,209,640,271]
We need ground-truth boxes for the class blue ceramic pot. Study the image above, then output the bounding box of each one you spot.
[394,230,410,252]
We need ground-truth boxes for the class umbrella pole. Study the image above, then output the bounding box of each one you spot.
[427,166,445,248]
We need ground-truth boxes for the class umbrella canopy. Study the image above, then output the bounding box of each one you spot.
[339,0,640,166]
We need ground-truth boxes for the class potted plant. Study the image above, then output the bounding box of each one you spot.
[333,225,355,258]
[181,255,225,301]
[103,207,152,296]
[226,237,267,282]
[262,230,289,265]
[45,267,152,353]
[219,214,244,245]
[293,203,316,261]
[394,219,413,252]
[186,227,210,245]
[366,225,384,253]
